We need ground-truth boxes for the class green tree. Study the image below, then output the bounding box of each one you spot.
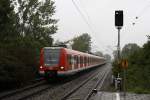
[112,43,140,77]
[14,0,58,46]
[0,0,17,43]
[147,35,150,40]
[0,0,58,90]
[113,50,118,60]
[104,54,111,61]
[126,42,150,93]
[113,38,150,93]
[0,0,20,90]
[72,33,91,52]
[121,43,140,59]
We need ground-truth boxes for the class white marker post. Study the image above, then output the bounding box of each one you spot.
[116,93,120,100]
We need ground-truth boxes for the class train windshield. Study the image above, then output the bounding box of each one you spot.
[44,48,60,66]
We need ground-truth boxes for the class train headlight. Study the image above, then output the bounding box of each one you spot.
[60,66,64,70]
[40,66,43,69]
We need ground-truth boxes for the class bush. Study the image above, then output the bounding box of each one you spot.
[112,40,150,93]
[0,43,39,91]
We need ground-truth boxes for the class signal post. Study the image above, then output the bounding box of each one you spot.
[115,10,127,96]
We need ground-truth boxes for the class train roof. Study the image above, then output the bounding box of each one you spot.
[43,47,105,59]
[43,47,63,49]
[64,48,105,59]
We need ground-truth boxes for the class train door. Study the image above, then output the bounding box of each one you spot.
[74,55,78,69]
[82,56,84,68]
[78,55,80,69]
[87,56,89,66]
[84,56,87,67]
[67,54,72,70]
[71,55,75,70]
[89,57,91,66]
[80,56,83,68]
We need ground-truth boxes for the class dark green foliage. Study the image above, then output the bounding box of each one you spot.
[72,33,91,52]
[16,0,57,46]
[121,43,140,59]
[0,0,57,90]
[112,39,150,93]
[0,40,40,90]
[0,0,18,42]
[127,40,150,93]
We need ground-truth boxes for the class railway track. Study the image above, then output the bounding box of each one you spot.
[1,76,76,100]
[22,65,106,100]
[0,64,110,100]
[0,79,50,100]
[84,67,110,100]
[61,64,110,100]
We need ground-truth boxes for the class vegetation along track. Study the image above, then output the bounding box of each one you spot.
[61,64,110,100]
[0,79,51,100]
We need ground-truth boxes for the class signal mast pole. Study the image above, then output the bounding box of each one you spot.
[117,27,121,60]
[115,10,126,96]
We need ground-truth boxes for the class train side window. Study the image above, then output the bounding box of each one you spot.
[82,56,84,64]
[83,57,84,65]
[89,57,90,64]
[67,54,72,65]
[76,56,78,65]
[76,55,79,65]
[88,57,89,65]
[84,56,86,65]
[80,56,83,64]
[74,55,77,65]
[89,57,90,65]
[71,55,74,65]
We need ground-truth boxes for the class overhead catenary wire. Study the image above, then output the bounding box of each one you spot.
[71,0,95,33]
[71,0,114,53]
[132,3,150,25]
[76,0,95,29]
[76,0,109,49]
[137,3,150,18]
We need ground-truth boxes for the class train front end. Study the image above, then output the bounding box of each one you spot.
[39,47,66,78]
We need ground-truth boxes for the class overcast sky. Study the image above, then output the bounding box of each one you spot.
[52,0,150,56]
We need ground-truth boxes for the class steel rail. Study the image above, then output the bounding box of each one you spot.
[20,85,53,100]
[0,80,46,100]
[61,66,104,100]
[0,79,45,99]
[84,67,110,100]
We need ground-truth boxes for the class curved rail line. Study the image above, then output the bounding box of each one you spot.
[84,68,110,100]
[61,65,109,100]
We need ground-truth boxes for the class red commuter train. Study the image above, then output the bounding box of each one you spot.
[39,47,106,78]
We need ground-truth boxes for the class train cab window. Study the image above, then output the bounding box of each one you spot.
[44,48,60,66]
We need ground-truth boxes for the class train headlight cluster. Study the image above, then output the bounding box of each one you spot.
[60,66,64,70]
[40,66,43,69]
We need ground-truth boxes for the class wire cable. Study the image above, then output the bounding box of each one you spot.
[72,0,95,33]
[71,0,114,54]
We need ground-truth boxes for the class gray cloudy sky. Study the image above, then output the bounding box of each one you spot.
[53,0,150,55]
